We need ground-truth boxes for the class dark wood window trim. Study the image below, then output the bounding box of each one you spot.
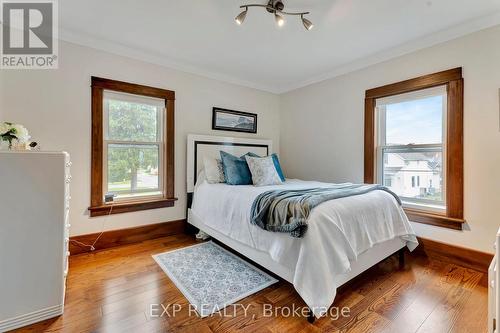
[89,77,177,217]
[364,68,464,230]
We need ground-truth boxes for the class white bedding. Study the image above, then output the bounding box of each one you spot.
[192,177,418,317]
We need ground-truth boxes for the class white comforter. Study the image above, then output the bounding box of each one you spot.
[192,178,418,317]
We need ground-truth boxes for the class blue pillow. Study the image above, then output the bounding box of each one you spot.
[220,151,254,185]
[271,154,286,182]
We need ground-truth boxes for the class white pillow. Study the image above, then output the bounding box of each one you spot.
[203,156,225,184]
[245,155,283,186]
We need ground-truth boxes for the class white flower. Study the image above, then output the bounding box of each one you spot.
[0,122,10,136]
[0,122,31,143]
[12,124,30,143]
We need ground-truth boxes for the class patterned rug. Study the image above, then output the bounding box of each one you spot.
[153,241,278,317]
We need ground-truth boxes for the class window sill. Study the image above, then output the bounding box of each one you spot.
[404,208,465,230]
[402,201,446,215]
[89,198,178,217]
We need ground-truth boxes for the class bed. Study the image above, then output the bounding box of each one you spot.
[186,134,418,320]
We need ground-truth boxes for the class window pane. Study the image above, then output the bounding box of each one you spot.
[106,99,160,142]
[380,93,445,146]
[383,150,444,205]
[107,144,160,198]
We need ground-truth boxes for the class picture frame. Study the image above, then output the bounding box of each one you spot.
[212,107,258,134]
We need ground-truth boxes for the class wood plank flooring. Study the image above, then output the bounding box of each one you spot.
[11,234,487,333]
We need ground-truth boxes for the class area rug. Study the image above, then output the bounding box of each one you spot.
[153,241,278,317]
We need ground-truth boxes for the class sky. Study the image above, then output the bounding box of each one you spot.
[384,95,443,145]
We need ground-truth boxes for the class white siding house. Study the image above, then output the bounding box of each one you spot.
[384,153,442,202]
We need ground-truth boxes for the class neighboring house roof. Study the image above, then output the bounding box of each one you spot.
[393,152,442,171]
[396,152,432,161]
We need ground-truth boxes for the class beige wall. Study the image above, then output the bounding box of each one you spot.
[2,27,499,253]
[1,41,281,236]
[280,25,500,253]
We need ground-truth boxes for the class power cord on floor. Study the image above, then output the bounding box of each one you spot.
[70,204,113,251]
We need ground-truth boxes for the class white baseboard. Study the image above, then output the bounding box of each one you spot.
[0,304,63,332]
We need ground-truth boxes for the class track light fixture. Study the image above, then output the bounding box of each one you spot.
[301,15,313,31]
[235,8,248,25]
[274,12,285,27]
[235,0,313,30]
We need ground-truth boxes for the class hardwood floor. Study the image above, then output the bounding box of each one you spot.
[12,234,487,333]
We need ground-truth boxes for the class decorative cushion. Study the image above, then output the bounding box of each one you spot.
[244,153,285,182]
[220,151,254,185]
[245,155,283,186]
[203,156,225,184]
[240,152,285,182]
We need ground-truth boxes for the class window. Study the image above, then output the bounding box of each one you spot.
[89,77,176,217]
[376,85,446,212]
[384,177,392,187]
[365,68,464,230]
[104,92,164,200]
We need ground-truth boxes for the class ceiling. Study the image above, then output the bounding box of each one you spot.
[59,0,500,93]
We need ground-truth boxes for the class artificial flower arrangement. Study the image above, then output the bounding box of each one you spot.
[0,122,36,150]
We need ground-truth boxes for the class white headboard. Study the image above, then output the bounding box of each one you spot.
[187,134,273,193]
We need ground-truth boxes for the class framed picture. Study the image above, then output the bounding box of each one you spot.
[212,107,257,134]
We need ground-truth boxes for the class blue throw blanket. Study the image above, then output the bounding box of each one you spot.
[250,184,401,238]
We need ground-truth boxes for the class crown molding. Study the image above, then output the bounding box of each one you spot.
[59,11,500,95]
[278,11,500,94]
[58,28,281,94]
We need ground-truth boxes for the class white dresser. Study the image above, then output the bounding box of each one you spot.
[0,151,71,332]
[489,227,500,333]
